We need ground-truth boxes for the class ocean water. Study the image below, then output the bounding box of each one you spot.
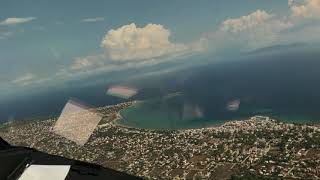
[118,48,320,129]
[1,46,320,129]
[118,94,320,130]
[0,84,125,122]
[118,95,250,130]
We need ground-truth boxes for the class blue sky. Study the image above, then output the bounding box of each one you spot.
[1,0,320,99]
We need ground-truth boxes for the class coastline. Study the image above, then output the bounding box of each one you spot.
[113,108,248,131]
[113,100,320,130]
[2,99,320,131]
[112,100,259,130]
[2,103,320,180]
[2,102,320,180]
[113,107,320,131]
[110,100,146,130]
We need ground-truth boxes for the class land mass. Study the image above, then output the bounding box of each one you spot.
[0,101,319,179]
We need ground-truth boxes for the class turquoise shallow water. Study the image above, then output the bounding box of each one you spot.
[119,91,317,129]
[117,95,320,130]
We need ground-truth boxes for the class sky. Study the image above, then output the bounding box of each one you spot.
[0,0,320,100]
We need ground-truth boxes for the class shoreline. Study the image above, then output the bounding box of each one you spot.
[2,100,320,131]
[113,108,320,131]
[113,109,266,131]
[2,104,320,180]
[110,101,147,130]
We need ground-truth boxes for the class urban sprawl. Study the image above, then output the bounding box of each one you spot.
[0,101,320,179]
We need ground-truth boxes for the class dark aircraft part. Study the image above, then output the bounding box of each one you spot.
[0,137,141,180]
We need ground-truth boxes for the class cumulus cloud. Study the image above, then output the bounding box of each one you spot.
[66,14,294,78]
[101,23,188,61]
[218,10,293,50]
[57,22,207,81]
[290,0,320,18]
[5,2,320,94]
[81,17,105,22]
[0,17,36,25]
[221,10,292,35]
[221,10,274,33]
[55,22,207,80]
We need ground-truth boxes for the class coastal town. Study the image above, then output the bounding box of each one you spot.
[0,101,320,179]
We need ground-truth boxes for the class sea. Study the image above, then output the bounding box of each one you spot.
[1,46,320,129]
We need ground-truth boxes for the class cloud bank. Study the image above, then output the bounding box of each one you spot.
[6,0,320,90]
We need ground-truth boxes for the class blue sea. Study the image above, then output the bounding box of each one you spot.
[1,46,320,129]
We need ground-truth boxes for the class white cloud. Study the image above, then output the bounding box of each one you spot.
[101,23,188,61]
[4,22,206,89]
[0,17,36,25]
[5,3,320,94]
[11,73,35,86]
[220,9,292,34]
[290,0,320,18]
[58,56,175,80]
[53,22,207,83]
[217,10,293,51]
[221,10,274,33]
[81,17,105,22]
[63,15,295,80]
